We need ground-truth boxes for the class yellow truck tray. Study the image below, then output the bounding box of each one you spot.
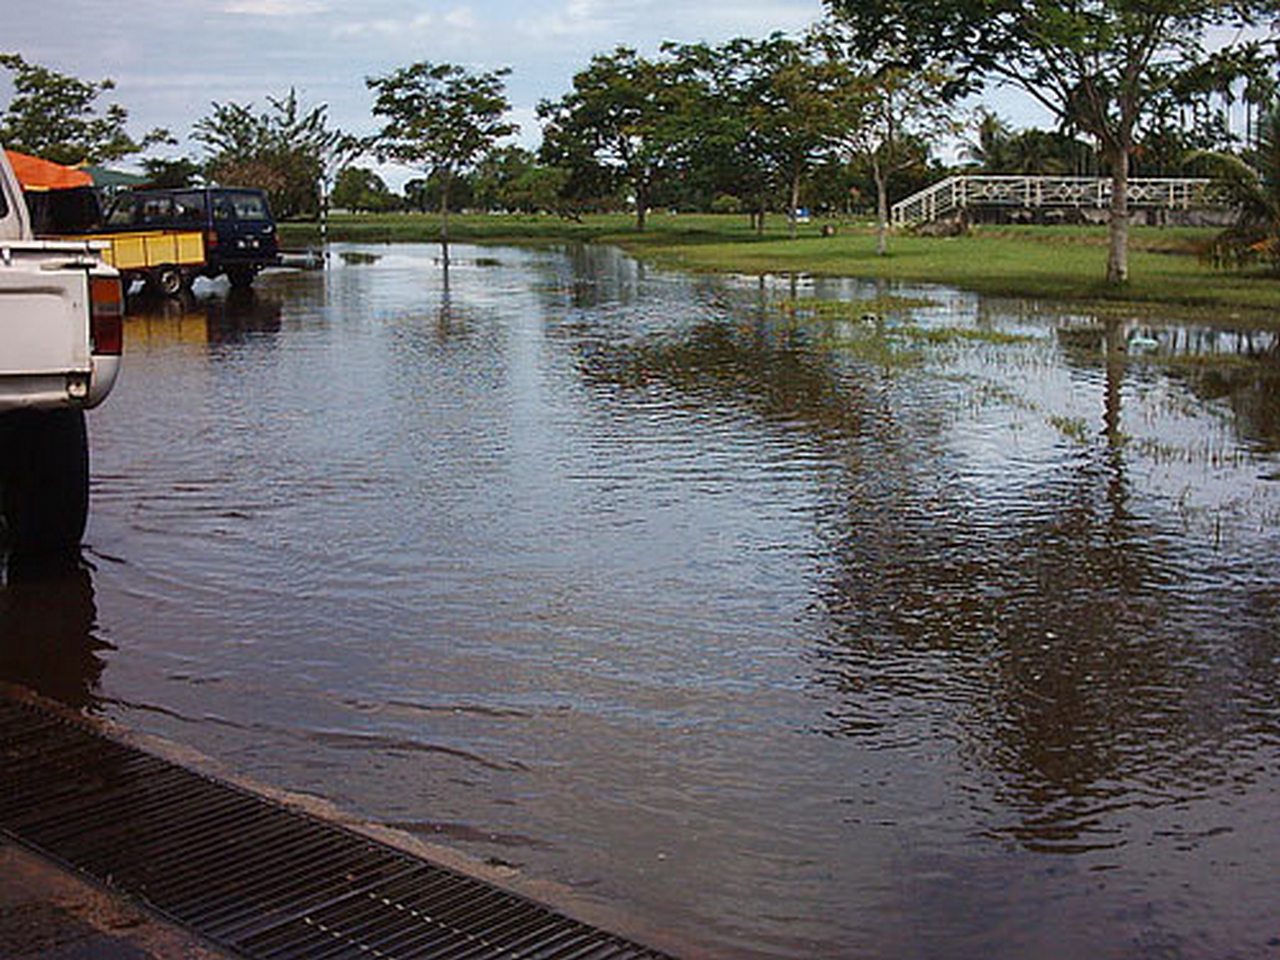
[80,230,206,271]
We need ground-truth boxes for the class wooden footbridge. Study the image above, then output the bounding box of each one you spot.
[891,175,1230,228]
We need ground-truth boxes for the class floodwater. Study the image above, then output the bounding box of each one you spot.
[2,242,1278,959]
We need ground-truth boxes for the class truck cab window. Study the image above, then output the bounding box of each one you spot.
[232,195,268,219]
[106,199,137,227]
[173,191,206,223]
[141,198,174,224]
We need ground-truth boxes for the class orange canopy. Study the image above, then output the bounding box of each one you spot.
[4,150,94,191]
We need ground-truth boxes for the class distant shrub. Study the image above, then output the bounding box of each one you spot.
[710,194,743,215]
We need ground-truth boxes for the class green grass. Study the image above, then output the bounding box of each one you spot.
[279,212,1280,318]
[1047,414,1092,445]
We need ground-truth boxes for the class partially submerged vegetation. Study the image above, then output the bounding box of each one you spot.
[772,295,940,319]
[279,213,1280,318]
[759,296,1048,369]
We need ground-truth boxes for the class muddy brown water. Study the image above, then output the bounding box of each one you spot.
[3,243,1278,958]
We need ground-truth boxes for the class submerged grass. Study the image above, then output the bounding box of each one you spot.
[894,323,1041,346]
[767,295,1042,367]
[1047,414,1092,445]
[772,295,938,320]
[280,212,1280,318]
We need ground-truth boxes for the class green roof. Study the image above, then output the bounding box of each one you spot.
[83,165,149,188]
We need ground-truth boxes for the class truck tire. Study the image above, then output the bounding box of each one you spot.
[0,409,90,560]
[150,265,185,297]
[227,265,257,290]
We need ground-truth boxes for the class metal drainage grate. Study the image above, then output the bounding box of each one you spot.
[0,697,677,960]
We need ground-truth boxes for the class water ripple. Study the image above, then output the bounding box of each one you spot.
[14,245,1274,959]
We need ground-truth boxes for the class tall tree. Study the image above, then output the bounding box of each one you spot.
[964,112,1099,176]
[193,89,352,218]
[330,167,398,212]
[538,48,676,231]
[863,66,958,253]
[825,0,1276,282]
[0,53,170,164]
[734,35,855,239]
[471,146,570,213]
[963,110,1017,171]
[471,145,534,210]
[141,157,203,188]
[660,39,777,230]
[815,25,962,254]
[367,61,517,255]
[662,36,856,235]
[1200,101,1280,272]
[504,166,571,214]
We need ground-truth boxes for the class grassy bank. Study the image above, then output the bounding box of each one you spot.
[279,212,1280,316]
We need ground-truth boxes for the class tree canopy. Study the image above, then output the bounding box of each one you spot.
[5,15,1270,247]
[1201,101,1280,271]
[540,38,872,234]
[330,166,398,212]
[813,22,964,253]
[367,61,517,246]
[824,0,1278,281]
[664,35,861,236]
[538,47,679,231]
[193,89,354,219]
[0,53,171,165]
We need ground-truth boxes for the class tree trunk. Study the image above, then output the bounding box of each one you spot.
[874,169,889,257]
[439,169,452,267]
[1106,148,1129,284]
[635,179,648,232]
[319,175,329,251]
[788,168,801,241]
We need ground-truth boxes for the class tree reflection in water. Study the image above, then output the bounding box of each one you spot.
[816,310,1280,853]
[571,293,1280,859]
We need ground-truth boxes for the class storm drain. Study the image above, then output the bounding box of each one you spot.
[0,697,676,960]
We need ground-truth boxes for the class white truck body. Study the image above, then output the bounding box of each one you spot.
[1,145,123,558]
[0,149,120,412]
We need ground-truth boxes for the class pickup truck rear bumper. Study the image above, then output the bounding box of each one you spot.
[0,355,119,412]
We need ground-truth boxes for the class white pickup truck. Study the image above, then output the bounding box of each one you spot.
[0,146,123,560]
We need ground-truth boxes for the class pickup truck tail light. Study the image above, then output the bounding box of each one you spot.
[90,275,124,355]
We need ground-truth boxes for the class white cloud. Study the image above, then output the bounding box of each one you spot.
[515,0,819,46]
[221,0,330,14]
[331,17,421,39]
[442,6,478,30]
[330,8,487,43]
[516,0,646,42]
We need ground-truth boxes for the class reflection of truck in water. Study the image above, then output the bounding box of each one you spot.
[0,146,124,559]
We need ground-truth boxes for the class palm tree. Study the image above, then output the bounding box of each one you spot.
[1200,103,1280,272]
[962,110,1014,171]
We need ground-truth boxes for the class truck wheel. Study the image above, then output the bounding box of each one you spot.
[151,265,185,297]
[0,409,90,560]
[227,266,257,290]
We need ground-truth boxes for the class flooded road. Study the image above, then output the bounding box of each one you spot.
[3,243,1279,958]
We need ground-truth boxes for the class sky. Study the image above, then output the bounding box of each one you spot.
[4,0,1048,184]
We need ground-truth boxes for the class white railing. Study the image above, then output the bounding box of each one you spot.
[891,175,1226,227]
